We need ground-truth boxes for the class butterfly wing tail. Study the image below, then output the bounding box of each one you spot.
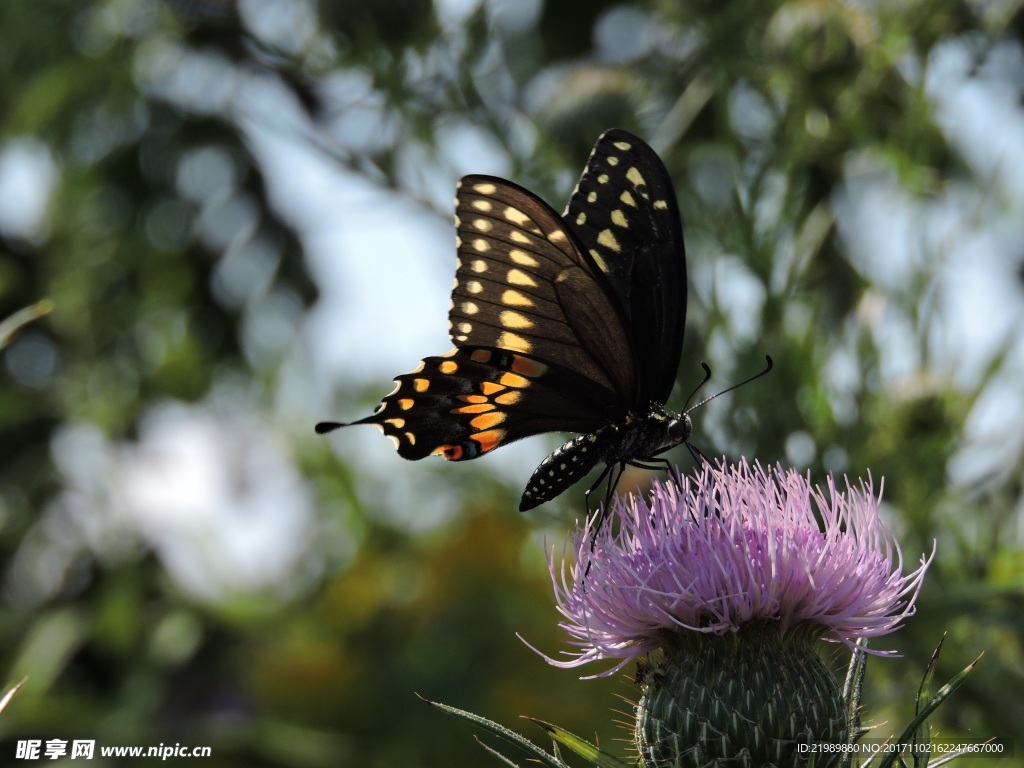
[315,421,346,434]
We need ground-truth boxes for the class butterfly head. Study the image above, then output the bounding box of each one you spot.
[645,407,692,456]
[667,412,692,447]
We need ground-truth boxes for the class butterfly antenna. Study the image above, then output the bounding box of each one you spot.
[685,355,773,415]
[682,362,713,410]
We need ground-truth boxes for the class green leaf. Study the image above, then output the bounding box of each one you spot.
[0,677,27,716]
[840,639,869,768]
[475,737,526,768]
[910,634,946,767]
[874,652,983,768]
[0,299,53,350]
[416,694,569,768]
[525,718,633,768]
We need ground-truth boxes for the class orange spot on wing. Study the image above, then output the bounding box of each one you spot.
[499,372,529,388]
[511,355,548,377]
[495,391,522,406]
[470,349,492,363]
[479,381,506,395]
[470,412,506,430]
[457,394,488,404]
[433,444,464,460]
[471,429,505,453]
[453,404,495,414]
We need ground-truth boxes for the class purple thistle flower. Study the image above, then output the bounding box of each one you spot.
[532,459,934,679]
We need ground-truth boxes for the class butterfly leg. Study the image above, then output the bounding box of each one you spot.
[628,457,672,472]
[581,461,625,581]
[583,461,616,527]
[686,441,707,466]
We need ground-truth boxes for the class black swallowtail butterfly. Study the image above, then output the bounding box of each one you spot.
[317,129,693,514]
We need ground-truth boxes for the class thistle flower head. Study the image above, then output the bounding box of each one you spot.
[537,459,933,678]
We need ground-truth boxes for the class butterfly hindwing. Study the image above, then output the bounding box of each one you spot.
[350,347,620,461]
[450,177,638,405]
[564,129,686,405]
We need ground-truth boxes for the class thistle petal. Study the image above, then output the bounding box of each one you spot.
[533,459,934,678]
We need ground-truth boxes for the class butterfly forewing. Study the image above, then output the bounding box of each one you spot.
[564,129,686,405]
[450,176,638,405]
[349,347,619,461]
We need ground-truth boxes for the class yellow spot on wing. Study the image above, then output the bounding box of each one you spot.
[626,167,645,188]
[611,210,628,227]
[466,281,483,294]
[462,301,479,314]
[654,199,669,209]
[576,212,586,225]
[413,378,430,392]
[501,289,533,307]
[598,229,621,252]
[547,230,567,243]
[471,259,488,272]
[509,230,531,244]
[509,249,539,267]
[385,418,406,429]
[620,190,636,206]
[473,218,493,231]
[405,432,416,445]
[500,310,532,329]
[613,141,631,150]
[589,249,609,271]
[439,361,458,374]
[507,269,538,287]
[607,156,619,166]
[498,331,531,353]
[472,199,493,212]
[472,183,497,194]
[503,207,531,226]
[472,239,490,253]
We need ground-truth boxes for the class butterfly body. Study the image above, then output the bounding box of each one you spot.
[317,128,689,512]
[520,406,692,511]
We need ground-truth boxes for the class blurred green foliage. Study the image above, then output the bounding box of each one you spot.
[1,0,1023,765]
